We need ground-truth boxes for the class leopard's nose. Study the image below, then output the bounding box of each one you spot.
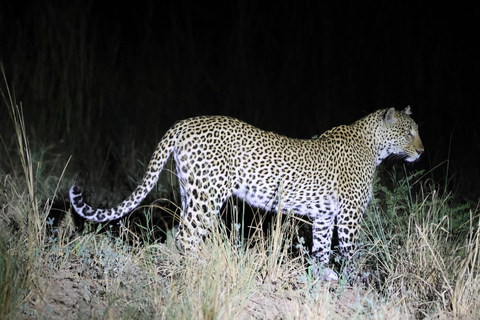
[415,139,424,155]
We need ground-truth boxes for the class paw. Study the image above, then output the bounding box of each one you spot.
[312,264,339,281]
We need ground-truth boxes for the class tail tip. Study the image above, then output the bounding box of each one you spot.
[69,185,84,208]
[70,185,82,194]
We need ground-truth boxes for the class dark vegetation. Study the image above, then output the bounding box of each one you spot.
[1,1,478,195]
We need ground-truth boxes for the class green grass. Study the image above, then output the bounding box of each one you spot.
[359,168,480,318]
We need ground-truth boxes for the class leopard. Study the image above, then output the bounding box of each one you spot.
[70,106,423,281]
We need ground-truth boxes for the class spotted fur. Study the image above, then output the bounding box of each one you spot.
[70,107,423,280]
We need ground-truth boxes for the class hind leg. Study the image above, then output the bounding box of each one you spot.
[175,180,230,253]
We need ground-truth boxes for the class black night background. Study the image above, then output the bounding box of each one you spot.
[1,1,478,194]
[1,1,480,317]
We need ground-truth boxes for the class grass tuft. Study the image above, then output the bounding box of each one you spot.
[361,167,480,318]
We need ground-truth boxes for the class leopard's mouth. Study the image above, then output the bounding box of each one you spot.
[390,149,421,163]
[404,149,423,162]
[405,153,421,162]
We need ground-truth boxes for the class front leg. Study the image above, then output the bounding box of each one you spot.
[336,205,365,279]
[311,213,338,280]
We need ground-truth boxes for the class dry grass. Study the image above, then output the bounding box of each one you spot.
[1,84,479,319]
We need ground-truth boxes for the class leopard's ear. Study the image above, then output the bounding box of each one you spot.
[383,107,397,125]
[404,105,412,115]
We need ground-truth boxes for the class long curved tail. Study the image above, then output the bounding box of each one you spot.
[70,131,177,222]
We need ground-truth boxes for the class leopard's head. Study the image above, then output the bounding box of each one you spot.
[379,106,424,163]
